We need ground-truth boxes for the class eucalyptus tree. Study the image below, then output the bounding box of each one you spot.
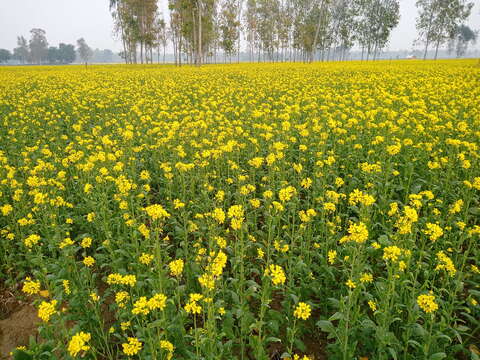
[355,0,399,60]
[155,16,168,63]
[107,0,404,65]
[77,38,93,67]
[219,0,241,62]
[448,24,477,57]
[29,28,49,64]
[167,0,217,66]
[256,0,280,61]
[244,0,260,61]
[312,0,334,62]
[329,0,356,61]
[291,0,321,62]
[371,0,400,59]
[13,36,29,64]
[109,0,159,64]
[110,0,135,63]
[415,0,473,60]
[276,0,293,61]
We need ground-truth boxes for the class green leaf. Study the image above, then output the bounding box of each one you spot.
[268,319,279,333]
[222,312,235,338]
[388,347,398,360]
[316,320,335,334]
[378,234,389,245]
[294,338,306,352]
[147,319,164,328]
[455,325,469,332]
[413,323,427,337]
[265,337,282,344]
[327,297,340,308]
[329,311,344,321]
[469,207,480,216]
[429,352,446,360]
[13,351,33,360]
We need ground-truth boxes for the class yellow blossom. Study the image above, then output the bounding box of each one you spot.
[122,337,142,356]
[68,331,91,357]
[417,293,439,313]
[294,302,312,320]
[38,300,57,322]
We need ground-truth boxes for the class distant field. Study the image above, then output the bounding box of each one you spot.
[0,60,479,360]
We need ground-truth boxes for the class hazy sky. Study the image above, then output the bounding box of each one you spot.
[1,0,479,52]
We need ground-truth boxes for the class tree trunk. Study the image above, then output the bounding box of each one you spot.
[423,0,437,60]
[198,0,202,67]
[433,11,446,60]
[179,36,182,67]
[434,40,440,60]
[423,39,430,60]
[237,0,242,63]
[173,33,177,66]
[311,0,326,63]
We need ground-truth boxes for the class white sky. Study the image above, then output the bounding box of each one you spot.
[0,0,479,52]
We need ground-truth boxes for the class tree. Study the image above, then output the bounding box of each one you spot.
[58,43,76,64]
[94,49,115,63]
[244,0,259,61]
[47,46,59,64]
[256,0,280,61]
[416,0,474,60]
[110,0,159,64]
[354,0,400,61]
[29,28,49,64]
[370,0,400,60]
[310,0,332,62]
[330,0,356,61]
[0,49,11,63]
[77,38,93,67]
[155,15,168,63]
[108,0,405,65]
[13,36,29,64]
[448,24,477,57]
[166,0,217,66]
[219,0,241,61]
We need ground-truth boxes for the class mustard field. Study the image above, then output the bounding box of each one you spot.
[0,60,479,359]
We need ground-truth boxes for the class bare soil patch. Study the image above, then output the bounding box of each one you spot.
[0,287,39,359]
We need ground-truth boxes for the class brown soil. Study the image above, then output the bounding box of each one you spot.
[303,332,328,360]
[0,305,39,359]
[0,286,39,360]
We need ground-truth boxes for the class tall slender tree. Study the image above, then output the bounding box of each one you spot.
[77,38,93,67]
[415,0,473,60]
[29,28,48,64]
[110,0,159,64]
[108,0,406,65]
[155,16,168,63]
[448,24,477,57]
[13,36,29,64]
[219,0,241,61]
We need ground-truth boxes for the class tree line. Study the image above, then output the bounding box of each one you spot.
[110,0,477,66]
[416,0,476,59]
[0,28,96,65]
[0,0,476,66]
